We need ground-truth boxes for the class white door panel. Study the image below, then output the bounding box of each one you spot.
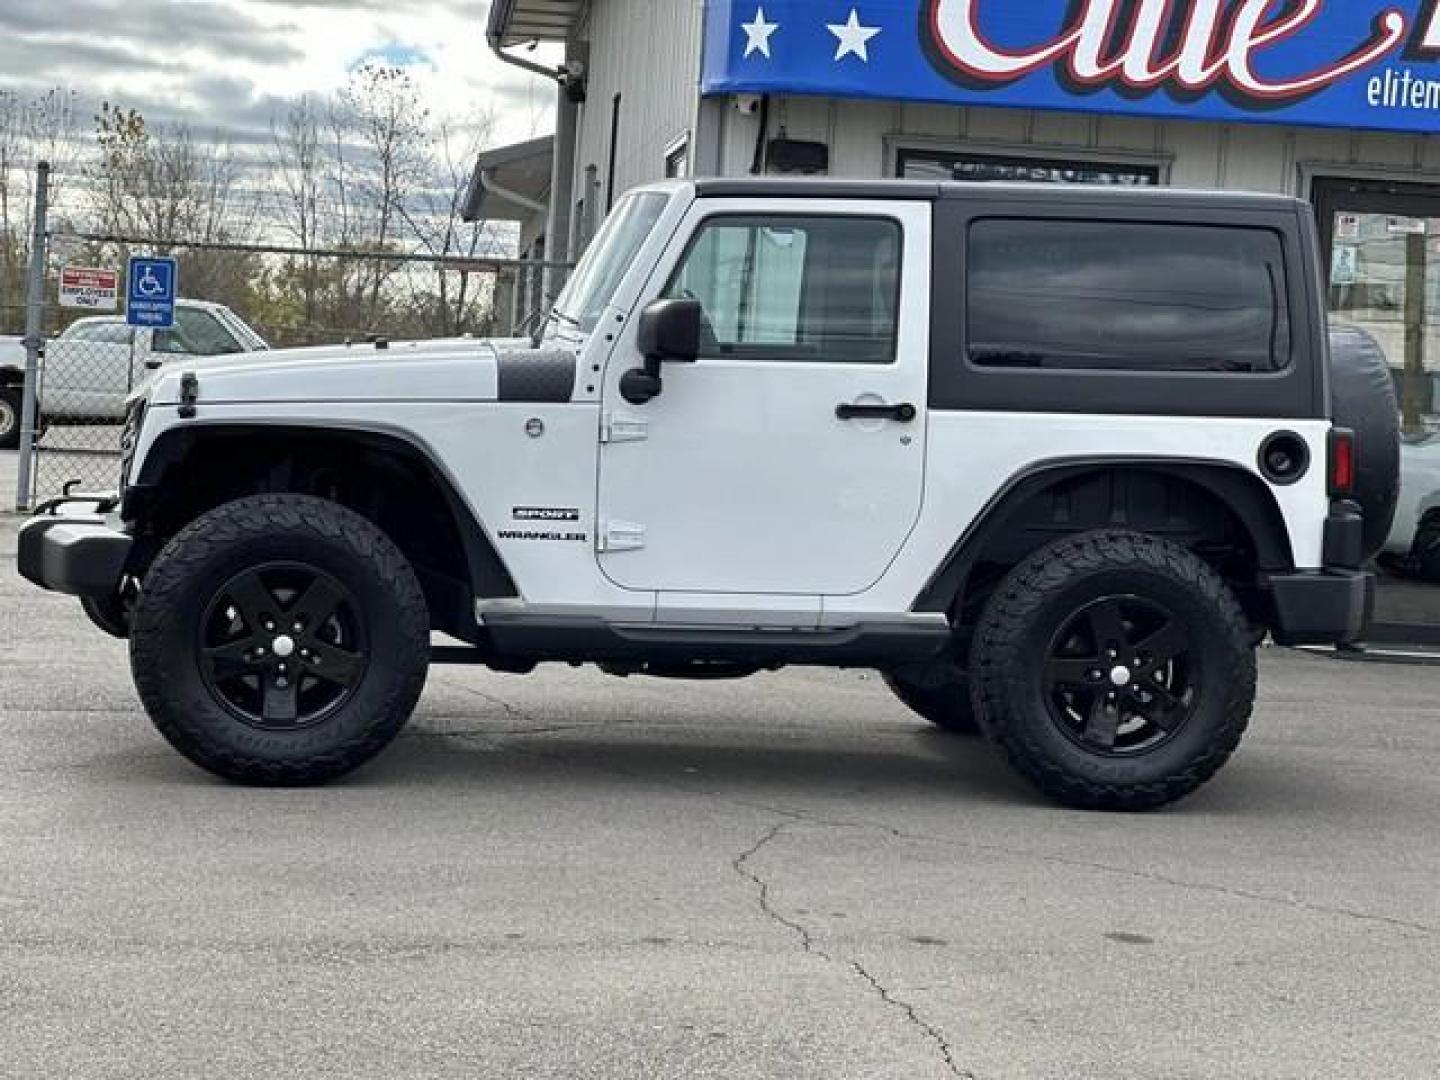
[43,341,134,418]
[596,200,931,597]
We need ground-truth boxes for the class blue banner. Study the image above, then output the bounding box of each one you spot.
[701,1,1440,133]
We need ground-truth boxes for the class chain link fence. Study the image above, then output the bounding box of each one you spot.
[12,218,569,505]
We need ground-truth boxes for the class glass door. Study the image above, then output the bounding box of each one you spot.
[1314,178,1440,647]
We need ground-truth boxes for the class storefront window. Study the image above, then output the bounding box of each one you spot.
[1324,210,1440,433]
[1314,177,1440,646]
[897,149,1159,186]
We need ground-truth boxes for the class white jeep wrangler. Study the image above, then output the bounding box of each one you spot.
[18,179,1398,809]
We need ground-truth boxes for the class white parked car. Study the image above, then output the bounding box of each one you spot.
[1381,433,1440,579]
[39,300,267,422]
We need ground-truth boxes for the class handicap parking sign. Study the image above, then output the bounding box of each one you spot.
[126,256,178,328]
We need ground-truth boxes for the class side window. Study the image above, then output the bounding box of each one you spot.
[153,309,244,357]
[96,323,132,345]
[664,215,901,364]
[967,219,1292,373]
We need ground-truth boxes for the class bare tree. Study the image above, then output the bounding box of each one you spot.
[272,96,327,326]
[401,108,503,336]
[87,103,262,313]
[0,88,81,330]
[338,64,431,323]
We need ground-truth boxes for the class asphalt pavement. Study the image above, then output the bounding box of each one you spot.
[1,449,1437,1079]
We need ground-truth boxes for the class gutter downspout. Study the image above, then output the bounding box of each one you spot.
[487,24,581,315]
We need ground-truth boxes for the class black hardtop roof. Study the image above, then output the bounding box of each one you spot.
[693,177,1305,213]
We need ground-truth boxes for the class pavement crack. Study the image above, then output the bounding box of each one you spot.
[436,677,542,725]
[849,959,974,1080]
[731,821,975,1079]
[783,812,1439,939]
[429,673,1432,942]
[730,822,829,959]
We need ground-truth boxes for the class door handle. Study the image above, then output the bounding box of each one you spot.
[836,401,917,423]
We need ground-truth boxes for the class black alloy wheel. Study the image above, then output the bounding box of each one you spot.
[130,493,430,785]
[1043,595,1195,756]
[972,530,1256,811]
[199,562,369,731]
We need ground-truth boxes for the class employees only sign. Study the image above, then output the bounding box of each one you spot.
[58,266,119,312]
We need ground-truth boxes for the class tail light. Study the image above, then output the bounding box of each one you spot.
[1328,427,1355,498]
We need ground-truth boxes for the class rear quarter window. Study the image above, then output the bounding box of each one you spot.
[967,219,1292,374]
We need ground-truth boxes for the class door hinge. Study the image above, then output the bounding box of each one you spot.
[599,520,646,552]
[601,412,649,443]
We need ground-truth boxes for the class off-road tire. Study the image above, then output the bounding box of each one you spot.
[82,593,130,639]
[130,493,430,785]
[883,661,980,735]
[972,530,1255,811]
[0,386,21,449]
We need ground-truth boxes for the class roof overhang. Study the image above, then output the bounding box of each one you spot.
[462,135,555,223]
[486,0,584,47]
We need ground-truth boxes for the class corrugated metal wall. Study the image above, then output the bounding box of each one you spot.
[572,0,705,223]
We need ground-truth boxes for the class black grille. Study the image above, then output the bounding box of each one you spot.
[118,399,145,492]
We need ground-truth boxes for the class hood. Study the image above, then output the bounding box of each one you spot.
[143,336,578,407]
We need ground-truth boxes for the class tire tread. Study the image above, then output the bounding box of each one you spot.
[130,493,430,785]
[972,529,1256,811]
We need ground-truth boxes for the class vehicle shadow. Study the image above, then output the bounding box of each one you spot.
[367,723,1048,808]
[119,716,1042,808]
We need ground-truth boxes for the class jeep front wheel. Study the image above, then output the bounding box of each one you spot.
[129,494,430,785]
[972,530,1255,811]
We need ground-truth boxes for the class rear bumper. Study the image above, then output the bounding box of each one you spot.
[1263,568,1374,646]
[17,497,132,598]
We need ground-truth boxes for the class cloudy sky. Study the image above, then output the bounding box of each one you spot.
[0,0,555,148]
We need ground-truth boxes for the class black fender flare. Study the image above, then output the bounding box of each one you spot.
[913,456,1295,615]
[127,421,518,602]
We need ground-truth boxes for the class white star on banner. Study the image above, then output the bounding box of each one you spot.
[741,6,779,59]
[827,8,880,62]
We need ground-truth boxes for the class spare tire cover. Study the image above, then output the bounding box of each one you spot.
[1328,324,1400,559]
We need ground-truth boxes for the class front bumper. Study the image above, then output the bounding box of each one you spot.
[17,495,132,598]
[1263,569,1374,646]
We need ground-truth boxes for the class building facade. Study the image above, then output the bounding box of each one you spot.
[487,2,1440,421]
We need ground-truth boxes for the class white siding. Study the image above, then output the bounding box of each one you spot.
[572,0,705,217]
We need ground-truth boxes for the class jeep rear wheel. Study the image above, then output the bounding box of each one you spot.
[130,494,430,785]
[973,530,1255,811]
[883,661,980,735]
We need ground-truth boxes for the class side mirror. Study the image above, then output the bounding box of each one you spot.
[637,298,701,364]
[621,298,702,405]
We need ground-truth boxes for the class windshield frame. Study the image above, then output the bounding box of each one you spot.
[552,191,672,334]
[209,306,270,351]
